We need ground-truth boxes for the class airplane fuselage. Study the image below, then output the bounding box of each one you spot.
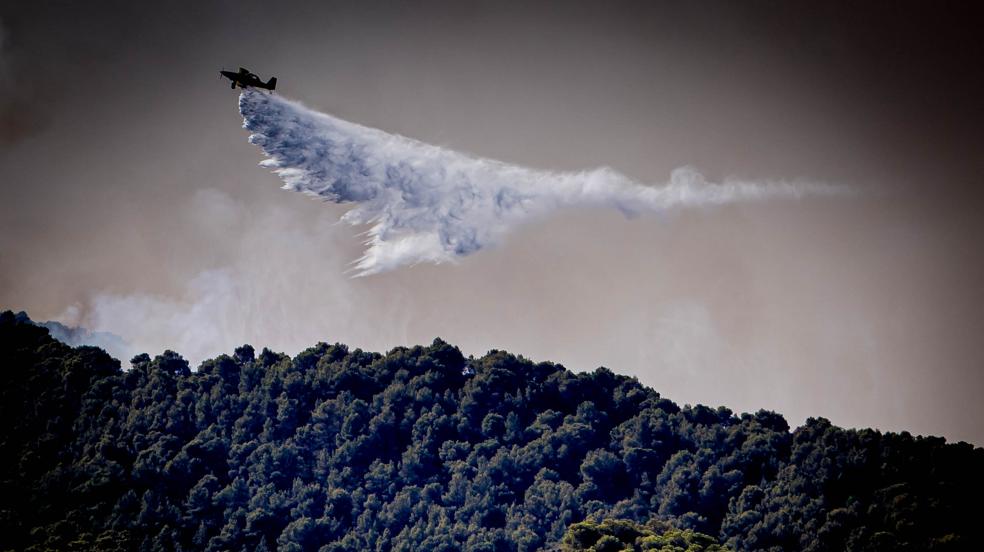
[220,68,277,91]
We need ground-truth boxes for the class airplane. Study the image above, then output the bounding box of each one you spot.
[220,67,277,91]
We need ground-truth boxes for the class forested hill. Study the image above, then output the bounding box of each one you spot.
[1,311,981,551]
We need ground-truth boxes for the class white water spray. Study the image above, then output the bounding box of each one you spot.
[240,90,845,275]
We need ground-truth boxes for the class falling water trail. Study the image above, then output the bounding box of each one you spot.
[239,90,847,275]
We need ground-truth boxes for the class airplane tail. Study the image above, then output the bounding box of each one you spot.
[267,77,277,90]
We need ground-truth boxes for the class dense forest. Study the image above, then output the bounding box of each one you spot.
[1,310,981,551]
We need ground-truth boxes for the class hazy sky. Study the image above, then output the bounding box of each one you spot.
[2,1,982,444]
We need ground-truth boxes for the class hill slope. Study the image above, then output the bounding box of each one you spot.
[1,310,981,551]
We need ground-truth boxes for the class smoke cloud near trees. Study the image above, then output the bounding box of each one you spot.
[4,0,984,449]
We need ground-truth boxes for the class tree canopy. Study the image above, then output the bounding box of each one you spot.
[562,519,727,551]
[1,310,981,551]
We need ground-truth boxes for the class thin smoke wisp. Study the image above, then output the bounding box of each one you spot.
[240,90,845,275]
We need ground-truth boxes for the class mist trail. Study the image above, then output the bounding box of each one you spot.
[239,90,845,275]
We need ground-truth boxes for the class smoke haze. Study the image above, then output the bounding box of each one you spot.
[2,1,983,446]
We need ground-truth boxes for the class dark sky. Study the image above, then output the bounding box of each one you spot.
[2,1,983,444]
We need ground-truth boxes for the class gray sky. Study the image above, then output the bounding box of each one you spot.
[2,1,983,444]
